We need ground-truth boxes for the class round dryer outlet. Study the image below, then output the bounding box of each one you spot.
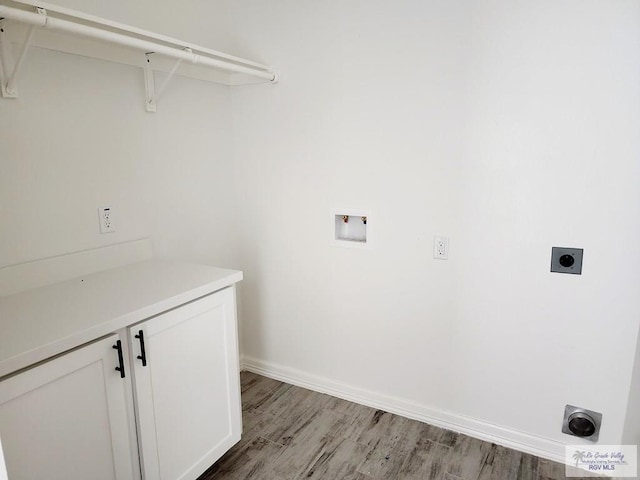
[561,405,602,442]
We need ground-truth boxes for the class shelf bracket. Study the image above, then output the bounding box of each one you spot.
[0,8,42,98]
[143,51,185,113]
[143,52,156,112]
[0,21,14,98]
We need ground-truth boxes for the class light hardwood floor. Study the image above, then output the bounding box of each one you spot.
[198,372,594,480]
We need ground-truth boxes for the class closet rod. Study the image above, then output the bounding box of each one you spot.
[0,5,278,82]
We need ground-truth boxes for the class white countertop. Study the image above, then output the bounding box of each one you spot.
[0,259,242,378]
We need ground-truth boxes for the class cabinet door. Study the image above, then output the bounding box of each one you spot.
[130,287,241,480]
[0,334,136,480]
[0,434,8,480]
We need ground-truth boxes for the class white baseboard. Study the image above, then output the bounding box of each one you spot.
[241,355,567,464]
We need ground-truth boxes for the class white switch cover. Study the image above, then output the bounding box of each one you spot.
[98,206,115,233]
[433,236,449,260]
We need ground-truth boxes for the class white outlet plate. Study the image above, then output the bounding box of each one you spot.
[98,206,115,234]
[433,235,449,260]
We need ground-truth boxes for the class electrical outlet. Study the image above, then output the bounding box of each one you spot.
[433,236,449,260]
[98,206,115,234]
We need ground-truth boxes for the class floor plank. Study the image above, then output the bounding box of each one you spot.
[241,372,282,410]
[301,436,370,480]
[476,444,523,480]
[199,372,580,480]
[517,453,539,480]
[199,436,284,480]
[444,434,494,480]
[268,409,351,479]
[396,438,452,480]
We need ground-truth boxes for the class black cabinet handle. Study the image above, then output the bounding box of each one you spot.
[135,330,147,367]
[113,340,125,378]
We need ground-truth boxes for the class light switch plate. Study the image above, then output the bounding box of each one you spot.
[551,247,583,274]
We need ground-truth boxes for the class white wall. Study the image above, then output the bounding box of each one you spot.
[227,0,640,459]
[0,5,239,269]
[456,0,640,446]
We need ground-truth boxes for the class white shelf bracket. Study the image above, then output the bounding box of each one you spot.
[143,52,157,112]
[0,21,15,98]
[0,7,42,98]
[143,51,185,113]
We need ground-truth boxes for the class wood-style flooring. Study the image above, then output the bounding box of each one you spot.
[198,372,595,480]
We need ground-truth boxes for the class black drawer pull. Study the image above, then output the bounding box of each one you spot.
[135,330,147,367]
[113,340,125,378]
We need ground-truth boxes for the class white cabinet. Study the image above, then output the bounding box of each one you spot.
[0,259,243,480]
[0,434,8,480]
[0,334,136,480]
[130,288,241,480]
